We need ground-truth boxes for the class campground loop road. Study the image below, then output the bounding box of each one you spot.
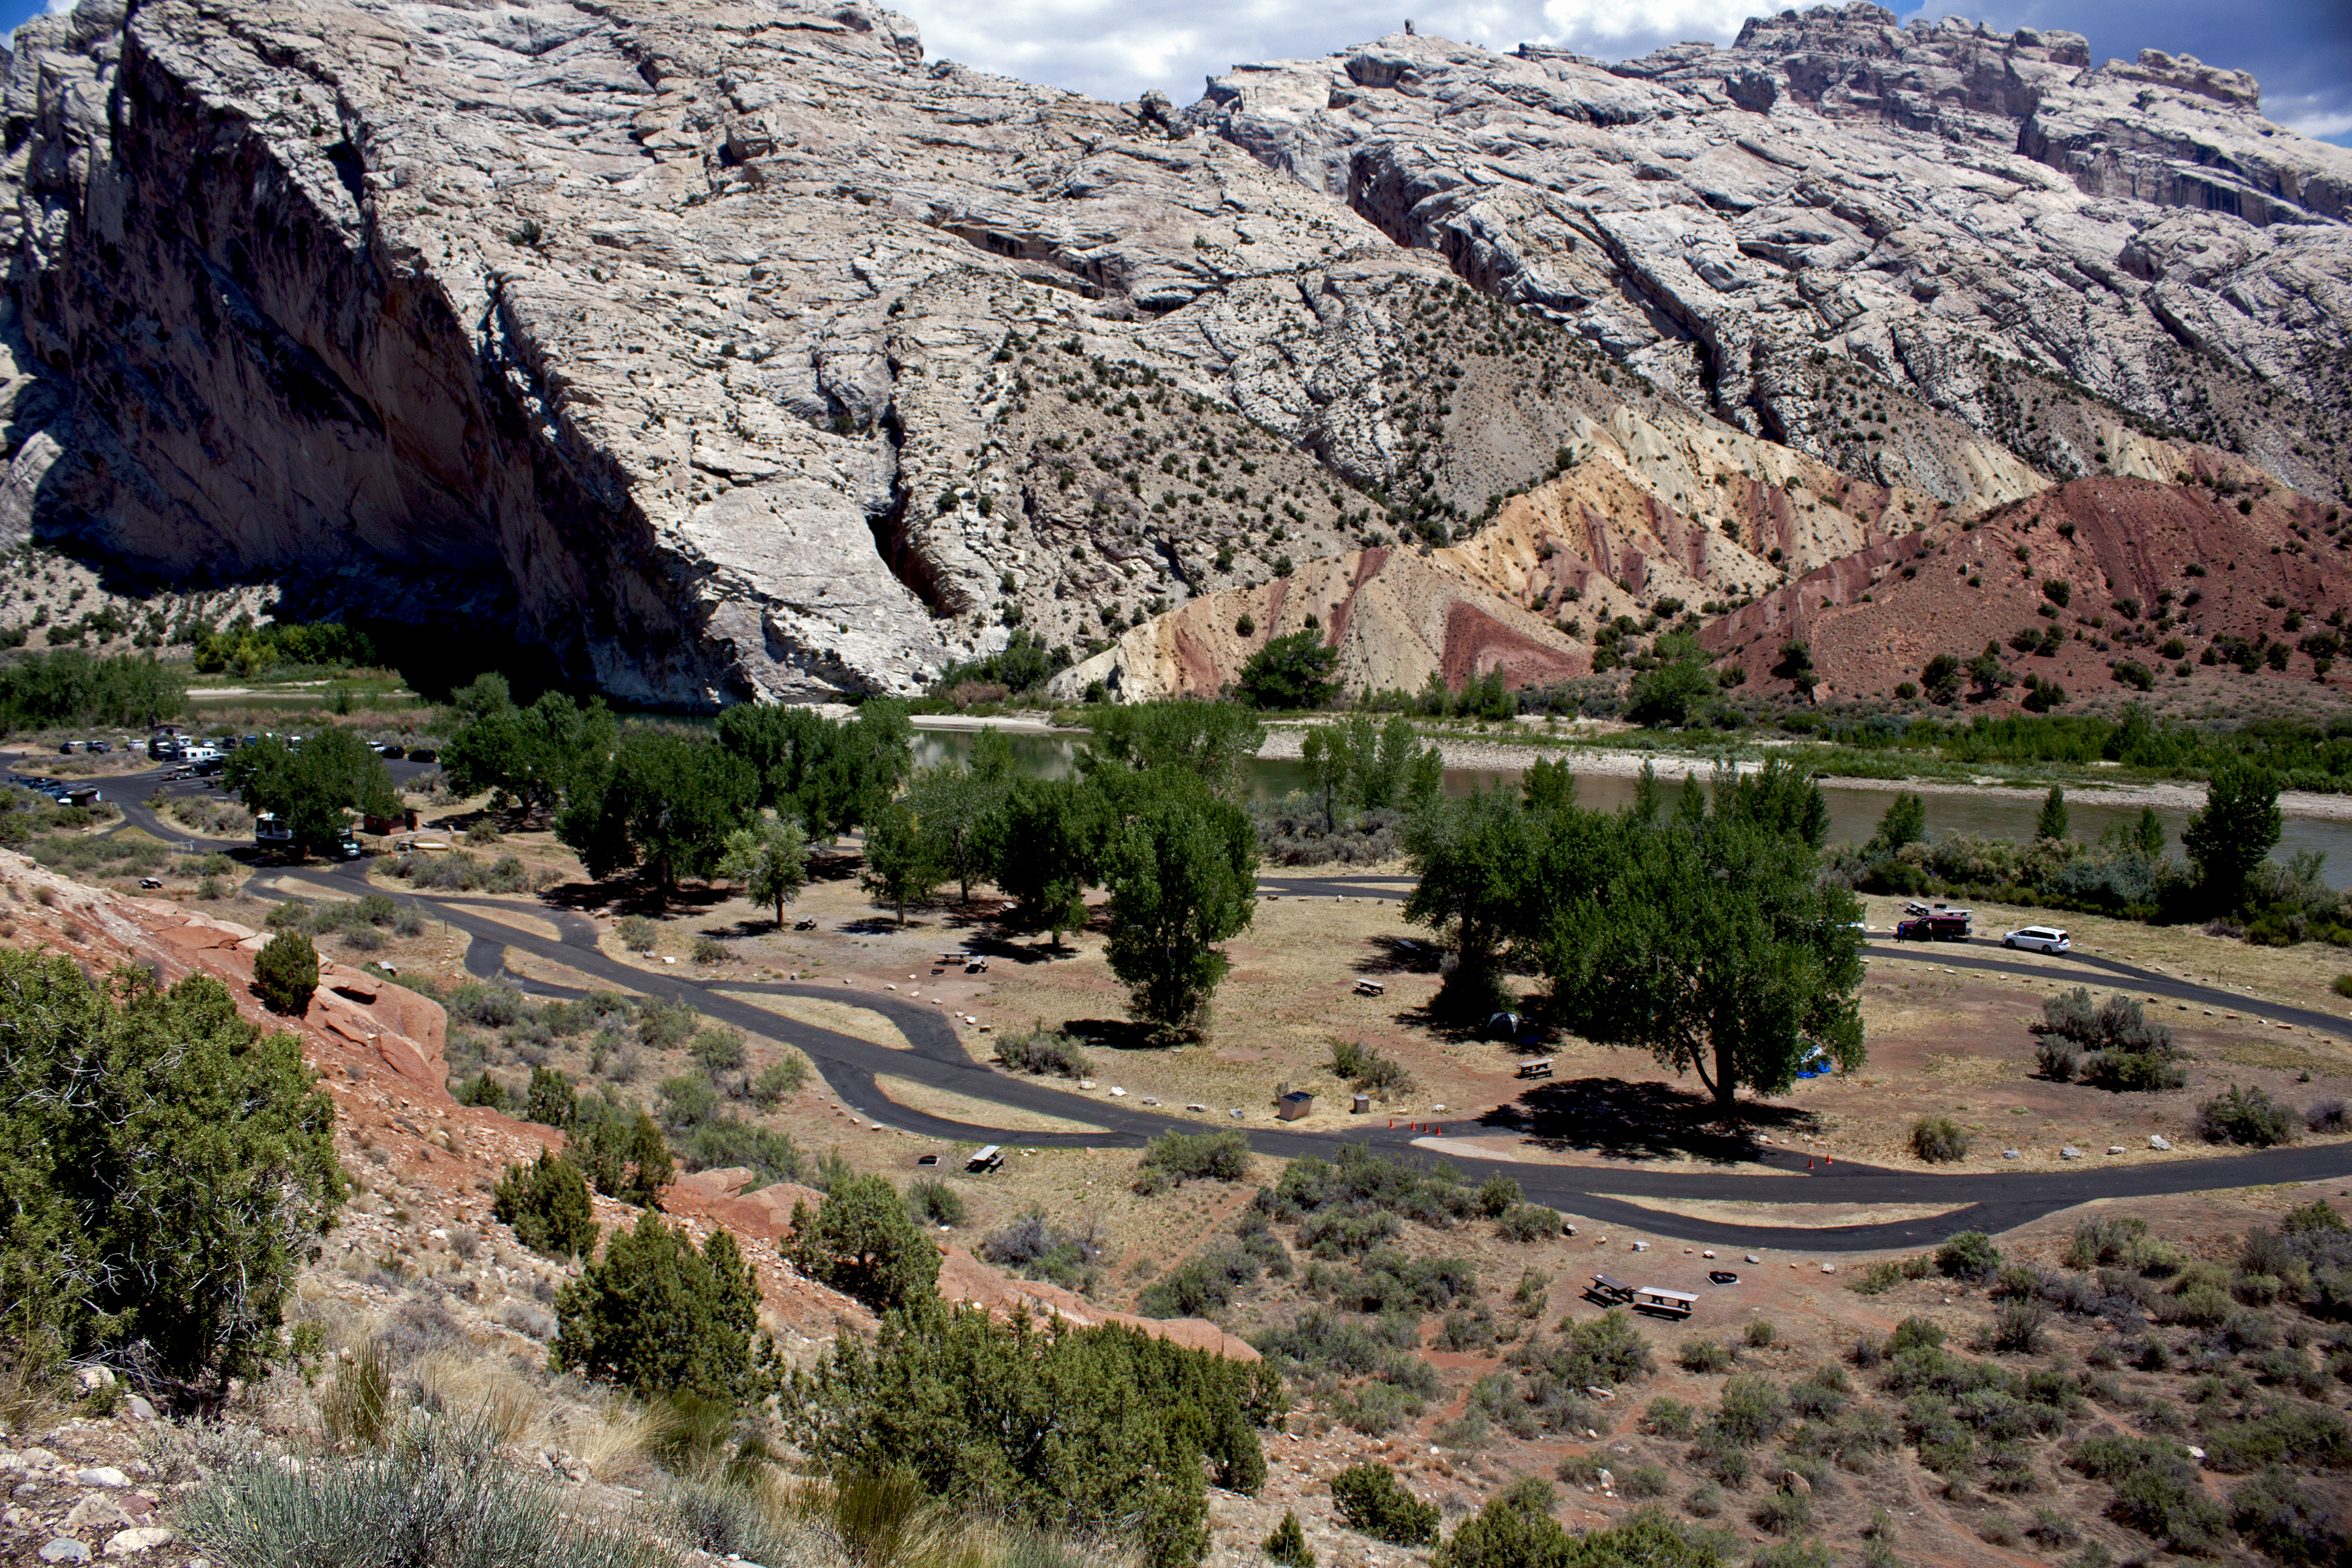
[74,761,2352,1252]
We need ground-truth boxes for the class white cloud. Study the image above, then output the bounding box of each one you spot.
[892,0,1816,101]
[44,0,76,14]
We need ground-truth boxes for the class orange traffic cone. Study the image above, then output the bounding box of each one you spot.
[1807,1157,1815,1169]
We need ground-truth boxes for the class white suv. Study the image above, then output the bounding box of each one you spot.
[2002,925,2070,954]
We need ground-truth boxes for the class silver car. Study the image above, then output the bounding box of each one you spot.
[2002,925,2070,954]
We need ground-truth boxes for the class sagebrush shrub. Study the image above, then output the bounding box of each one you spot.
[2196,1085,2295,1147]
[1910,1116,1971,1163]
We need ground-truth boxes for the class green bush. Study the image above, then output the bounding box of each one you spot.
[2069,1435,2227,1553]
[2200,1403,2352,1472]
[995,1024,1092,1077]
[1330,1462,1439,1545]
[176,1416,664,1568]
[254,929,320,1014]
[1547,1308,1655,1387]
[491,1150,598,1259]
[1678,1339,1734,1373]
[553,1213,760,1403]
[2197,1084,2296,1147]
[1134,1130,1250,1194]
[521,1066,576,1128]
[1910,1116,1971,1162]
[2231,1467,2351,1566]
[787,1174,941,1313]
[1643,1397,1695,1439]
[1265,1510,1313,1568]
[0,953,342,1387]
[1752,1486,1811,1535]
[749,1054,808,1106]
[616,915,659,953]
[1708,1373,1788,1447]
[2335,974,2352,1000]
[454,1071,510,1111]
[905,1176,966,1228]
[1936,1230,2002,1281]
[1618,1462,1669,1498]
[784,1299,1278,1568]
[1497,1203,1563,1243]
[1744,1320,1776,1348]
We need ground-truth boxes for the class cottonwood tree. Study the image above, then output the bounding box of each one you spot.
[905,760,1006,904]
[994,776,1103,948]
[440,688,618,821]
[860,798,944,926]
[2183,762,2282,915]
[1237,630,1339,710]
[2036,785,2070,842]
[1103,788,1258,1040]
[225,728,399,854]
[1083,700,1267,800]
[1402,788,1545,1013]
[555,732,757,900]
[1544,809,1865,1117]
[719,818,809,926]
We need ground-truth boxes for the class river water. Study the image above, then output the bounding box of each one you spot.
[909,728,2352,890]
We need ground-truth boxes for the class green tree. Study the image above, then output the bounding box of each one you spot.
[1625,634,1717,728]
[1546,806,1865,1115]
[905,762,1005,904]
[253,930,319,1015]
[1266,1511,1314,1568]
[860,797,945,926]
[719,817,809,926]
[1872,792,1927,855]
[491,1149,598,1258]
[1771,642,1816,687]
[787,1174,941,1313]
[551,1212,760,1403]
[1710,758,1829,849]
[781,1299,1275,1568]
[1969,640,2010,701]
[441,691,619,821]
[1921,653,1962,704]
[1103,787,1258,1041]
[994,776,1103,948]
[225,729,399,854]
[570,1103,674,1207]
[555,732,756,900]
[0,649,185,732]
[1237,630,1339,710]
[2133,804,2166,857]
[0,955,343,1388]
[522,1066,576,1128]
[1402,789,1542,1013]
[2036,785,2070,842]
[2183,763,2283,914]
[1300,725,1348,832]
[1083,702,1267,800]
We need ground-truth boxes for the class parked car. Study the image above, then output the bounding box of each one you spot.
[2002,925,2070,954]
[1895,915,1971,941]
[254,813,293,845]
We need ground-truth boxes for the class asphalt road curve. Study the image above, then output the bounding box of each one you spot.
[81,764,2352,1252]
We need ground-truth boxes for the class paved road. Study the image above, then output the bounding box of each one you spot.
[60,757,2352,1251]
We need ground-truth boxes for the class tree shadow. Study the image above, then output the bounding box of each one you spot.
[838,915,913,934]
[1354,935,1441,975]
[1477,1075,1821,1164]
[1061,1017,1162,1053]
[806,849,862,883]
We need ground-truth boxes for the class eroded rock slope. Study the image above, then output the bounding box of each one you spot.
[0,0,2342,702]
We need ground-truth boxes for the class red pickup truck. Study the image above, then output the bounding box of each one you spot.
[1895,911,1972,941]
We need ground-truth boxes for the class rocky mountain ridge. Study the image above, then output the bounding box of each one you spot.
[0,0,2341,704]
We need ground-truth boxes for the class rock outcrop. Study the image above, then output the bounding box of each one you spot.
[0,0,2342,704]
[1188,5,2352,504]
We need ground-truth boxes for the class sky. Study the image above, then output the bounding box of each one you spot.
[2,0,2345,145]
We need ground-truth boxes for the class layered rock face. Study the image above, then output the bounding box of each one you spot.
[0,0,2342,704]
[1188,3,2352,504]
